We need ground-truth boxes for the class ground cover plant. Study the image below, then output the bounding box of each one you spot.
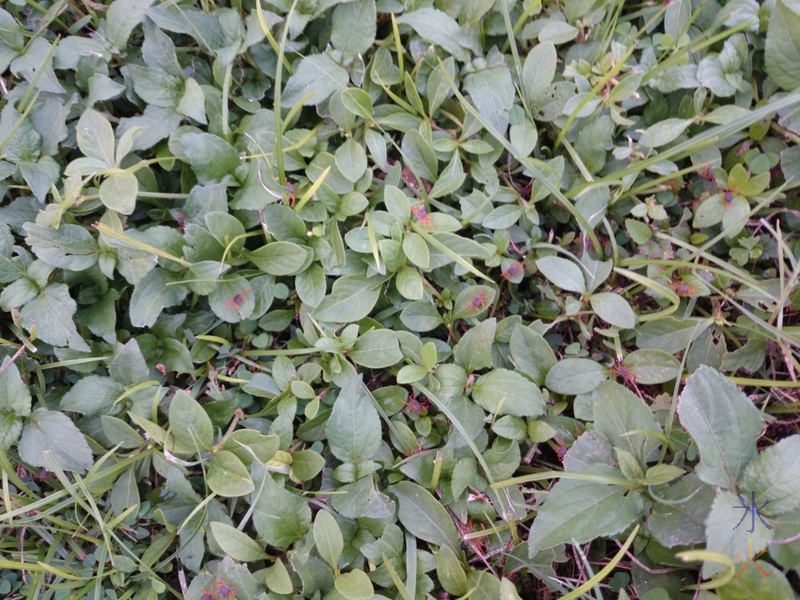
[2,0,800,598]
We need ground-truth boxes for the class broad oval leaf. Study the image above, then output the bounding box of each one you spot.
[535,256,586,293]
[313,275,380,323]
[509,325,556,385]
[589,292,637,329]
[472,368,546,418]
[392,481,459,552]
[209,521,269,562]
[313,510,344,571]
[349,330,402,368]
[528,471,646,556]
[248,241,311,276]
[207,451,254,497]
[545,358,607,395]
[325,376,381,472]
[252,469,312,548]
[168,390,213,452]
[18,408,93,473]
[677,366,762,489]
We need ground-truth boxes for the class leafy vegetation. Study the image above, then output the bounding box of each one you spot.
[2,0,800,598]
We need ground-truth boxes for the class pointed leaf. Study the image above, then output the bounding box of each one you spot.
[592,381,661,464]
[472,368,546,418]
[314,510,344,571]
[20,283,90,351]
[392,481,459,552]
[76,108,115,167]
[18,408,93,473]
[677,366,762,489]
[210,521,269,562]
[739,435,800,516]
[535,256,586,293]
[325,376,381,472]
[528,470,646,555]
[207,451,255,497]
[252,469,311,548]
[168,390,214,452]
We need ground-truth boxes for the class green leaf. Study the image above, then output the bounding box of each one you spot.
[18,408,93,473]
[181,133,240,184]
[208,278,255,323]
[341,88,374,120]
[635,317,713,354]
[177,77,207,124]
[100,415,145,450]
[207,451,255,497]
[392,481,459,552]
[719,562,794,599]
[647,474,715,548]
[20,283,90,351]
[509,325,556,386]
[100,171,139,215]
[282,54,349,107]
[106,0,155,48]
[452,285,495,320]
[24,223,99,271]
[335,139,368,183]
[265,559,294,594]
[313,275,380,323]
[290,449,324,481]
[0,103,40,164]
[76,108,115,167]
[252,469,311,548]
[18,156,60,202]
[522,40,556,100]
[209,521,269,562]
[313,510,343,572]
[334,569,374,600]
[677,366,762,489]
[623,349,681,384]
[223,430,279,464]
[472,368,546,418]
[397,8,474,61]
[129,268,189,328]
[326,376,381,474]
[535,256,586,293]
[350,330,402,368]
[168,390,214,452]
[124,64,182,108]
[296,263,326,307]
[766,0,800,91]
[401,129,438,182]
[402,232,430,270]
[60,376,124,417]
[331,0,376,55]
[592,381,661,465]
[589,292,637,329]
[0,358,30,450]
[400,301,442,332]
[331,474,394,520]
[703,490,774,578]
[738,435,800,516]
[397,364,429,384]
[638,118,692,149]
[545,358,607,395]
[396,266,424,300]
[464,65,514,136]
[248,241,311,276]
[528,470,646,555]
[453,318,496,372]
[435,544,469,596]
